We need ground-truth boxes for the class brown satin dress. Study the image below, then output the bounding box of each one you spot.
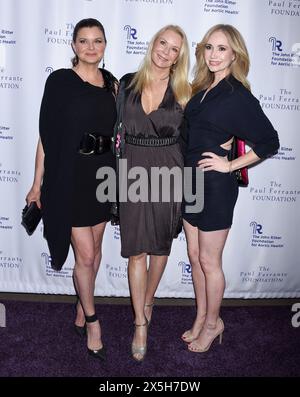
[119,84,184,258]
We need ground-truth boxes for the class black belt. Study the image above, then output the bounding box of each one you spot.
[78,133,111,155]
[125,134,177,147]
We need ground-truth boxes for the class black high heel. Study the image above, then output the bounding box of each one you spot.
[85,313,106,361]
[74,300,86,337]
[74,323,86,337]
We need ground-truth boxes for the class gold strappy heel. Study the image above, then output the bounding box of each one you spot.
[131,320,148,362]
[144,301,154,326]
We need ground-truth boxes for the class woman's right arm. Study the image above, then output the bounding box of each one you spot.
[26,137,45,208]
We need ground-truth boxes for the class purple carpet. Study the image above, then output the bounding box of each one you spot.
[0,301,299,377]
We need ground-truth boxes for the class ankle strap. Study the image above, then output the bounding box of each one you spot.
[144,302,154,307]
[85,313,98,323]
[134,319,148,327]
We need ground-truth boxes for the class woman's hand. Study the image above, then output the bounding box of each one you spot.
[198,152,231,173]
[26,186,41,208]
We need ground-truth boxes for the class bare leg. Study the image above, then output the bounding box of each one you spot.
[72,222,106,351]
[128,253,148,361]
[181,220,207,342]
[74,222,106,327]
[188,228,228,352]
[144,254,168,322]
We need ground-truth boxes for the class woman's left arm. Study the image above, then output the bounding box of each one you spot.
[198,148,259,173]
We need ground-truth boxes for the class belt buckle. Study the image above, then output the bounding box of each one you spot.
[79,133,97,155]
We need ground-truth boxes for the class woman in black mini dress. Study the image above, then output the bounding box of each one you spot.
[26,19,117,360]
[181,24,279,352]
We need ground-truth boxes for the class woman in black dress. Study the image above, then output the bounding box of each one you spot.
[118,25,191,361]
[26,19,117,360]
[182,24,279,352]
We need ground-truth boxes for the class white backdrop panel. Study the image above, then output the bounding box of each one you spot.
[0,0,299,297]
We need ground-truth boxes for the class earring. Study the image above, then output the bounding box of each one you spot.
[102,58,105,69]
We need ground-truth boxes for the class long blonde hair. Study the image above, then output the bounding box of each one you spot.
[192,24,250,95]
[130,25,191,107]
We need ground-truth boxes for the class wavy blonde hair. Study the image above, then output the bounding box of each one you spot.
[130,25,191,108]
[192,24,250,95]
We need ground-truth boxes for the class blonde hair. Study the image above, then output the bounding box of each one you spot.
[192,24,250,95]
[130,25,191,107]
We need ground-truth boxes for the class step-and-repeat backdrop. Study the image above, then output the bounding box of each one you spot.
[0,0,299,297]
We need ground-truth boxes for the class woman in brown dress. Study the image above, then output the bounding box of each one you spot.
[118,25,191,361]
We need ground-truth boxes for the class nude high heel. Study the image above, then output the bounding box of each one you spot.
[131,319,148,362]
[188,318,224,353]
[181,314,206,343]
[144,301,154,326]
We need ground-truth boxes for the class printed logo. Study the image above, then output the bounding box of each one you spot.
[0,255,22,269]
[269,36,283,52]
[123,25,148,56]
[269,37,300,68]
[258,88,300,112]
[268,0,300,17]
[240,265,288,284]
[203,0,240,15]
[0,71,23,89]
[178,261,192,285]
[124,0,174,5]
[105,262,127,280]
[0,28,16,44]
[0,125,13,141]
[44,23,73,45]
[0,216,13,230]
[123,25,137,40]
[249,221,283,249]
[0,164,20,183]
[41,252,72,277]
[271,146,296,162]
[0,28,17,72]
[250,180,300,203]
[249,221,263,235]
[45,66,54,74]
[41,252,52,268]
[113,225,120,240]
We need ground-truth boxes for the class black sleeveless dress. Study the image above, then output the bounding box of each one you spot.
[119,76,184,258]
[40,68,117,270]
[71,72,117,227]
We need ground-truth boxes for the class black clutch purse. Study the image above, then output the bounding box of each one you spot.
[21,202,42,235]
